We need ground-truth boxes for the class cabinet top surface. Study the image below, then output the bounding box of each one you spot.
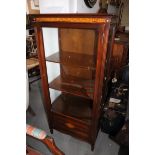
[30,13,113,25]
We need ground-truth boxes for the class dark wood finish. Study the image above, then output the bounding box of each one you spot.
[105,24,116,80]
[58,28,97,87]
[90,23,110,147]
[51,94,92,143]
[61,65,94,80]
[59,28,96,55]
[52,94,92,122]
[31,14,112,151]
[49,75,94,99]
[52,113,91,142]
[34,26,53,132]
[111,32,129,71]
[46,52,96,70]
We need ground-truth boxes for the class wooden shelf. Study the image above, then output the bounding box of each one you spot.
[46,52,96,70]
[52,94,92,124]
[49,75,94,99]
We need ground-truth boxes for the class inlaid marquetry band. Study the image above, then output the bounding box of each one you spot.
[34,17,109,23]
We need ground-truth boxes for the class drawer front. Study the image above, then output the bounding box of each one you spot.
[52,112,91,141]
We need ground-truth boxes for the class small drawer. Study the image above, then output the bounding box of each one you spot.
[52,112,91,141]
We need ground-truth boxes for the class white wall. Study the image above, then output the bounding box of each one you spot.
[69,0,77,13]
[39,0,74,13]
[77,0,99,13]
[42,28,61,102]
[39,0,99,13]
[39,0,100,103]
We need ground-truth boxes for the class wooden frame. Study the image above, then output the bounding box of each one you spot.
[30,14,112,151]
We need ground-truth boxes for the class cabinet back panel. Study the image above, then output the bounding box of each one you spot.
[61,65,94,80]
[59,28,96,55]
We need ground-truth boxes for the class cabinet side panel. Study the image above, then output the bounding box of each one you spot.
[91,23,111,145]
[34,26,53,130]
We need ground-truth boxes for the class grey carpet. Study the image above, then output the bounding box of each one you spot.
[26,80,119,155]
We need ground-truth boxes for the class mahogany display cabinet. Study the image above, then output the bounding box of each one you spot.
[30,14,112,150]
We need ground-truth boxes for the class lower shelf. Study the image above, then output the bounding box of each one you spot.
[51,94,93,124]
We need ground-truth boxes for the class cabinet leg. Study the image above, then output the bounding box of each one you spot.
[91,144,94,151]
[50,129,53,134]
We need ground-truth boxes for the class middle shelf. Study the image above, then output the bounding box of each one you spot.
[46,51,96,70]
[49,75,95,100]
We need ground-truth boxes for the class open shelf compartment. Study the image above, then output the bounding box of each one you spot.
[51,93,93,124]
[49,75,95,99]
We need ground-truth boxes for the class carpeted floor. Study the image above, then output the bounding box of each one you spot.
[26,80,119,155]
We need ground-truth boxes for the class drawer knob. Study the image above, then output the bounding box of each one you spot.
[65,123,75,129]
